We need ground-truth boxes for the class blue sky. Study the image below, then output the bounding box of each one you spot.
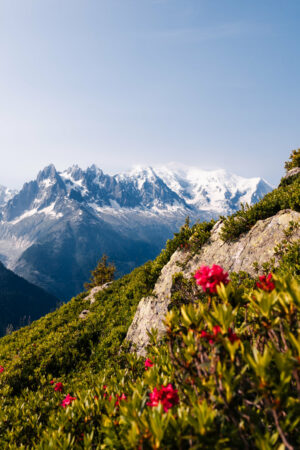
[0,0,299,188]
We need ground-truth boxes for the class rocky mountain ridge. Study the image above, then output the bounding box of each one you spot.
[0,164,272,299]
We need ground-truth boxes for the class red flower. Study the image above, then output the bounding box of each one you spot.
[200,326,239,345]
[61,394,77,408]
[194,265,229,294]
[50,379,55,385]
[256,273,275,292]
[54,382,64,392]
[0,366,4,373]
[103,385,107,390]
[147,384,179,412]
[145,358,154,370]
[94,395,99,400]
[228,328,239,343]
[115,393,127,407]
[213,325,221,336]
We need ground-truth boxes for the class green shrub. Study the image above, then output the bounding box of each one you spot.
[16,271,298,449]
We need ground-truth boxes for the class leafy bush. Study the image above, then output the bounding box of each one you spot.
[3,269,296,449]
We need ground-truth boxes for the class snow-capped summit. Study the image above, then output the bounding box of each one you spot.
[154,164,273,213]
[0,163,273,300]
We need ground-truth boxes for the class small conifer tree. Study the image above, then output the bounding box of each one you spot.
[285,148,300,171]
[84,254,116,289]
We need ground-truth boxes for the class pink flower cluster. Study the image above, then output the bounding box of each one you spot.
[194,264,229,294]
[147,384,179,412]
[61,394,77,408]
[145,358,154,370]
[256,273,275,292]
[114,393,127,407]
[54,382,64,392]
[0,366,4,373]
[101,385,127,406]
[50,380,76,408]
[201,325,238,344]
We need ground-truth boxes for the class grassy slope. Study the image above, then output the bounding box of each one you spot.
[0,173,299,447]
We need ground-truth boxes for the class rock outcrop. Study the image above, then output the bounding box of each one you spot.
[126,209,300,355]
[79,309,90,319]
[84,282,113,305]
[282,167,300,182]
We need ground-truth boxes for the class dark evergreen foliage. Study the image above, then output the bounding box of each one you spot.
[84,254,116,289]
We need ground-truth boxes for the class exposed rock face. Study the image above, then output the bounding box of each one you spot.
[126,209,300,355]
[85,282,113,305]
[79,309,90,319]
[282,167,300,181]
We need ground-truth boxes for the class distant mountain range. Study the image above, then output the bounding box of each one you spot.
[0,164,272,300]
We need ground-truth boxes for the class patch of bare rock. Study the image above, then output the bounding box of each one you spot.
[84,282,113,305]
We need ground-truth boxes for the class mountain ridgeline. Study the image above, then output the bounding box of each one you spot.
[0,164,272,300]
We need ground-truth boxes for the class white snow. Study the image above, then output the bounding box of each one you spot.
[154,164,272,213]
[9,202,63,224]
[10,208,38,224]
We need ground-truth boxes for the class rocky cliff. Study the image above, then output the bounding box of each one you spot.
[126,209,300,354]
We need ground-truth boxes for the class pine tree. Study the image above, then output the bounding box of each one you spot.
[84,254,116,289]
[285,148,300,171]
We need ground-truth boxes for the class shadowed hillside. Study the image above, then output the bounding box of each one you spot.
[0,261,59,336]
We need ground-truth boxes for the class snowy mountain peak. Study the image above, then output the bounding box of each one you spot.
[0,163,274,298]
[37,164,58,183]
[154,164,273,213]
[0,163,273,224]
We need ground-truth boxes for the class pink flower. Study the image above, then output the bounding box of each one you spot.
[61,394,77,408]
[256,273,275,292]
[194,265,229,294]
[115,393,127,407]
[200,326,239,345]
[147,384,179,412]
[103,385,107,390]
[50,379,55,385]
[0,366,4,373]
[145,358,154,370]
[54,382,64,392]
